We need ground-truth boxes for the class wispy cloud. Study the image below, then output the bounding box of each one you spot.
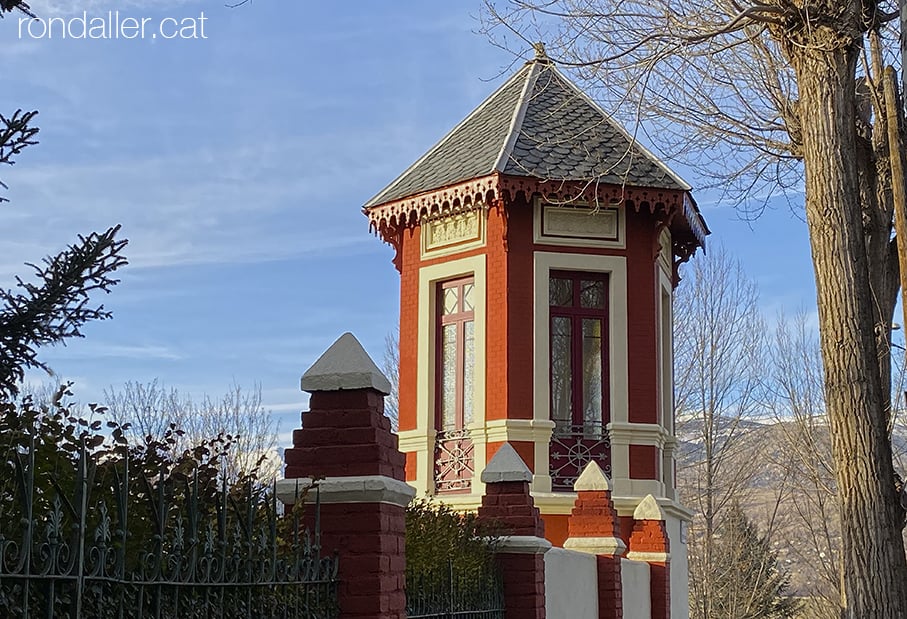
[48,340,183,361]
[27,0,197,17]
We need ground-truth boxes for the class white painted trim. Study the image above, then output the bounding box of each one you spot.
[613,496,694,522]
[498,535,553,555]
[657,267,675,499]
[418,255,487,495]
[276,476,416,508]
[533,252,629,487]
[531,492,579,515]
[430,493,483,512]
[492,62,538,172]
[608,422,670,447]
[563,536,626,557]
[533,199,626,249]
[480,418,557,442]
[634,494,666,520]
[533,252,630,426]
[626,551,671,563]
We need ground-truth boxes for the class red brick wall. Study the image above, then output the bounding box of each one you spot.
[307,502,407,618]
[398,225,421,434]
[597,555,624,619]
[568,490,622,539]
[485,203,509,421]
[505,196,535,420]
[284,390,404,480]
[629,444,659,480]
[624,209,659,424]
[540,513,569,547]
[487,440,535,472]
[498,553,546,619]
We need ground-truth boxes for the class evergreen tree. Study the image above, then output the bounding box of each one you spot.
[698,503,798,619]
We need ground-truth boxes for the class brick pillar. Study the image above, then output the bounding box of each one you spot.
[563,461,625,619]
[277,333,415,619]
[477,443,550,619]
[627,494,671,619]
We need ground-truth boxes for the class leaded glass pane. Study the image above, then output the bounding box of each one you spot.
[440,324,457,430]
[463,320,475,426]
[580,280,606,309]
[443,288,459,315]
[549,278,573,306]
[550,316,572,428]
[463,283,475,312]
[582,318,603,437]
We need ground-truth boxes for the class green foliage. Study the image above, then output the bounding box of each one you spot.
[697,503,799,619]
[405,498,503,615]
[405,497,498,577]
[0,385,337,618]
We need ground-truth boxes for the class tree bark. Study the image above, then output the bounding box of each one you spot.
[794,44,907,618]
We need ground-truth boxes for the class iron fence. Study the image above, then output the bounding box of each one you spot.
[0,441,338,618]
[406,561,505,619]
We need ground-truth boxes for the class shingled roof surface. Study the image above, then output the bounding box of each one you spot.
[365,56,689,209]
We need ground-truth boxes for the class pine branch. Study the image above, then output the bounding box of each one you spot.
[0,226,129,397]
[0,109,39,203]
[0,1,36,19]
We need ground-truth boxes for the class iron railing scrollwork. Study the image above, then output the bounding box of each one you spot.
[406,560,505,618]
[549,423,611,491]
[434,429,474,493]
[0,442,339,618]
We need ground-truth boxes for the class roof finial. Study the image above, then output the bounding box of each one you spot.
[533,42,550,63]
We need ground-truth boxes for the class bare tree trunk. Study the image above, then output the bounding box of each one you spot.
[902,3,907,127]
[794,44,907,618]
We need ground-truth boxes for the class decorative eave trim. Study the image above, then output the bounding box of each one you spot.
[682,192,709,249]
[499,175,707,249]
[364,172,708,250]
[364,174,500,243]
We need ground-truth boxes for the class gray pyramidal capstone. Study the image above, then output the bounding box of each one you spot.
[300,332,392,395]
[481,443,533,483]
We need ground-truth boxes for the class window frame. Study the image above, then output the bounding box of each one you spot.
[435,276,476,432]
[548,270,611,432]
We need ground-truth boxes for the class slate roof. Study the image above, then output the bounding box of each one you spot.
[365,56,690,209]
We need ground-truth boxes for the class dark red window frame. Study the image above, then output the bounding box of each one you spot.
[434,276,476,494]
[435,276,475,431]
[548,270,611,430]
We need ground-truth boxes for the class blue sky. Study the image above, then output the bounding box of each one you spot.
[0,1,816,444]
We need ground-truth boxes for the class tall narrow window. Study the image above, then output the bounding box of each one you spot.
[434,277,475,492]
[549,271,611,490]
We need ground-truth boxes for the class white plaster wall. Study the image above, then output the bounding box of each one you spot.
[665,514,690,619]
[621,559,651,619]
[544,548,598,619]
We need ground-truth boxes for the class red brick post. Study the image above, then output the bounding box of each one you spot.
[563,461,626,619]
[477,443,550,619]
[277,333,415,619]
[627,495,671,619]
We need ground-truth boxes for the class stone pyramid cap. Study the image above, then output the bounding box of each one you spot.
[300,332,392,395]
[574,460,611,492]
[481,443,533,483]
[633,494,666,521]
